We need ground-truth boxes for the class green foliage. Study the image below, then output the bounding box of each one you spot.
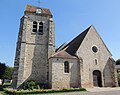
[0,62,13,85]
[23,81,49,90]
[116,59,120,65]
[0,85,3,91]
[24,80,37,90]
[3,66,13,80]
[0,83,11,91]
[4,88,86,94]
[0,63,6,79]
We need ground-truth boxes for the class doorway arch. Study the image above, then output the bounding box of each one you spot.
[93,70,102,87]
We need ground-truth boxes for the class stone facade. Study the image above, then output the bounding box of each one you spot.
[76,27,117,87]
[49,57,80,89]
[12,4,118,89]
[12,5,55,88]
[49,26,118,89]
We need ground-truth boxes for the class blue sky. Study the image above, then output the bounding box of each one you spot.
[0,0,120,66]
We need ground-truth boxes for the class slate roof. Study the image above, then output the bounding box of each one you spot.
[65,26,91,55]
[55,43,66,52]
[52,26,91,58]
[25,4,52,17]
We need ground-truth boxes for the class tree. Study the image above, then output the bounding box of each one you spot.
[2,66,13,85]
[0,62,6,85]
[116,59,120,65]
[0,62,13,85]
[3,66,13,80]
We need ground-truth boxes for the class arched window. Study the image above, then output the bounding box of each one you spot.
[33,21,37,32]
[64,61,69,73]
[38,22,43,35]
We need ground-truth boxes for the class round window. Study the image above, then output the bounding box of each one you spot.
[92,46,98,53]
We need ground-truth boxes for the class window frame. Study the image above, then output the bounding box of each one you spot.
[92,45,98,53]
[32,21,37,32]
[38,22,43,35]
[64,61,69,73]
[95,59,98,65]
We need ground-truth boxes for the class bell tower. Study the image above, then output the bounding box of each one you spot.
[12,5,55,88]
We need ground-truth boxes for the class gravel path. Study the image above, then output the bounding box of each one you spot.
[44,90,120,95]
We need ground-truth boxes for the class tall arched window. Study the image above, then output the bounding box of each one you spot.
[64,61,69,73]
[33,21,37,32]
[38,22,43,35]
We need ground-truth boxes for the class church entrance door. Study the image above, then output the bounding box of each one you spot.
[93,70,102,87]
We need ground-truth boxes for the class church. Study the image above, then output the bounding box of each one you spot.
[12,5,118,89]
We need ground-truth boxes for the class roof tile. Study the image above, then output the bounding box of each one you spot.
[25,4,52,16]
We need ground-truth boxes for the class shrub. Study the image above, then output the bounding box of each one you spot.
[24,80,36,90]
[0,85,3,91]
[4,88,86,94]
[0,83,11,91]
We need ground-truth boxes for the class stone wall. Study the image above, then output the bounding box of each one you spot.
[12,10,55,88]
[12,17,26,88]
[104,58,118,87]
[49,57,80,89]
[76,26,112,88]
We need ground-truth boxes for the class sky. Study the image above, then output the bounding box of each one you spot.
[0,0,120,66]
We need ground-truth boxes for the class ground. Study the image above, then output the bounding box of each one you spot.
[44,87,120,95]
[43,91,120,95]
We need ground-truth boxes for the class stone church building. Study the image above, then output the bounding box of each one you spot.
[12,5,118,89]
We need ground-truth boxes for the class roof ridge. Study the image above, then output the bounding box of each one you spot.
[65,26,91,55]
[26,4,48,9]
[57,26,91,56]
[52,25,92,58]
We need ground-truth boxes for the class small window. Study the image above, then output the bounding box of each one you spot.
[95,59,97,65]
[33,21,37,32]
[47,72,49,80]
[64,61,69,73]
[38,22,43,35]
[92,46,98,53]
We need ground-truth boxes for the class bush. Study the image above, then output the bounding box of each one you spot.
[0,83,11,91]
[23,80,49,90]
[4,88,86,94]
[0,85,3,91]
[24,80,36,90]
